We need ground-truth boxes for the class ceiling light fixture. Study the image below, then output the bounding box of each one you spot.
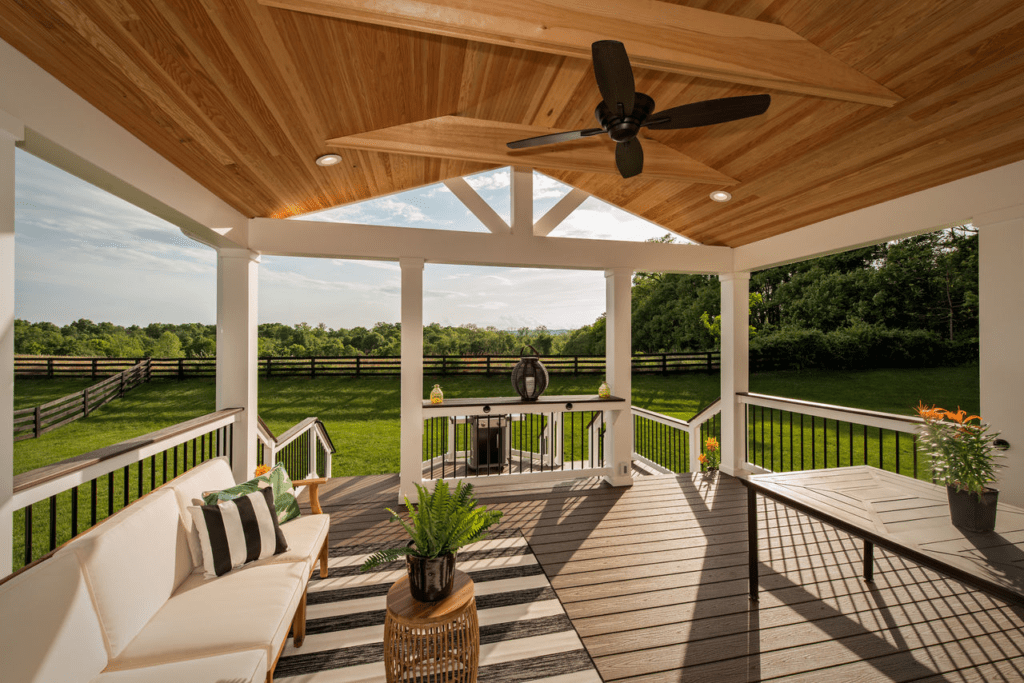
[709,190,732,202]
[315,153,342,167]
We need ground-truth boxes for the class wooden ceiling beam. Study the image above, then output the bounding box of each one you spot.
[327,116,737,184]
[259,0,900,106]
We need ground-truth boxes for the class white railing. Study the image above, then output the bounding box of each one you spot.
[422,395,623,487]
[256,416,334,481]
[632,398,722,475]
[10,408,244,573]
[737,393,926,478]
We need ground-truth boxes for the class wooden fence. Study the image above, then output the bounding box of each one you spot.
[13,360,151,442]
[16,352,721,379]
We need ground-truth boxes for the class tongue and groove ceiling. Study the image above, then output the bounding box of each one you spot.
[1,0,1023,247]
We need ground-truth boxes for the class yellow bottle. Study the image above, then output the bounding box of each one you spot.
[430,384,444,404]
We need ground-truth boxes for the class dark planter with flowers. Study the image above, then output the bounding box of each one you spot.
[947,485,999,533]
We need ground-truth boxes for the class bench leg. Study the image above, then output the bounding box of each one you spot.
[748,486,759,602]
[319,532,329,579]
[292,589,307,648]
[863,540,874,583]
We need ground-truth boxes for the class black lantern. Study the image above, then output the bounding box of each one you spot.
[512,345,549,401]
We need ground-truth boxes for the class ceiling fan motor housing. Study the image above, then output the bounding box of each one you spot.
[597,92,655,142]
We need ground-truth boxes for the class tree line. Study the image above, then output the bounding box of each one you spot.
[15,228,978,370]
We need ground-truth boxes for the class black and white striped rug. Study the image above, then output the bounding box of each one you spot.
[275,529,601,682]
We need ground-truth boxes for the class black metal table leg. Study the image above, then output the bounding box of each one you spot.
[748,486,758,601]
[863,540,874,582]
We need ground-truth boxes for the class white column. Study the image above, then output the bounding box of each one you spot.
[719,272,750,476]
[604,267,634,486]
[400,257,425,501]
[978,214,1024,506]
[216,249,260,484]
[0,111,23,576]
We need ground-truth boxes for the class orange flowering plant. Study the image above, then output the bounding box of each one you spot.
[915,401,1001,496]
[254,464,272,477]
[699,436,721,471]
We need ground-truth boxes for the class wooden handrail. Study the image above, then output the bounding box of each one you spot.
[631,406,690,430]
[13,408,244,494]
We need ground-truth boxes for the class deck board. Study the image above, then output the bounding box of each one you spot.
[310,471,1024,682]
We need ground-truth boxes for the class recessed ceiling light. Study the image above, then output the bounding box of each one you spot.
[709,190,732,202]
[315,154,342,167]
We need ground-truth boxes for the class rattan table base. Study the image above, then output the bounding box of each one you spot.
[384,570,479,682]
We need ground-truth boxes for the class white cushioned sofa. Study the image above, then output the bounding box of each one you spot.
[0,457,330,683]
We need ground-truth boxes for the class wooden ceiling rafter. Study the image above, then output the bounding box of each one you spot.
[257,0,901,106]
[326,116,738,184]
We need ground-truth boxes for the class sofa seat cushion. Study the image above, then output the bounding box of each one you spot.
[59,488,194,659]
[91,650,266,683]
[260,512,328,570]
[105,560,308,671]
[165,458,239,568]
[0,552,108,683]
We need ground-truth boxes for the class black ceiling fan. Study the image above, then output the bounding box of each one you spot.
[507,41,771,179]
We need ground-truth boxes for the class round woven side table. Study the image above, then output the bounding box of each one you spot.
[384,569,479,682]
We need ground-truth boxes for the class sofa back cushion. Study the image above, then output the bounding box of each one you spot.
[0,552,108,683]
[166,457,237,567]
[60,488,193,658]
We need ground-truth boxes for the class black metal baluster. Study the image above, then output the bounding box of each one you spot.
[864,424,869,465]
[896,431,901,475]
[24,503,33,566]
[71,486,79,537]
[823,418,828,468]
[192,437,197,467]
[107,472,114,517]
[49,495,58,552]
[91,479,98,526]
[849,422,853,468]
[162,449,168,484]
[137,460,143,499]
[770,409,775,472]
[229,425,234,467]
[123,465,129,507]
[173,445,178,478]
[789,412,794,471]
[811,416,816,469]
[760,406,766,469]
[879,428,884,470]
[800,414,805,470]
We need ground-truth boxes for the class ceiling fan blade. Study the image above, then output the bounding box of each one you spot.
[615,139,643,178]
[592,40,635,118]
[645,94,771,130]
[506,128,604,150]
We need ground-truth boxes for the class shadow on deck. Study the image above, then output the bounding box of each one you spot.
[310,472,1024,681]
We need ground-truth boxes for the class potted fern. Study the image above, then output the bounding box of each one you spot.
[360,480,503,601]
[916,402,1003,533]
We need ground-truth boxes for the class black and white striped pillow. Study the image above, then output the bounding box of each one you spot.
[188,486,289,577]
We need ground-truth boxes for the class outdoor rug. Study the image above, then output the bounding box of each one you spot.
[275,528,602,682]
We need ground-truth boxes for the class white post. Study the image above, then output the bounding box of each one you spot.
[0,111,22,576]
[400,257,425,501]
[604,267,634,486]
[978,213,1024,507]
[216,249,260,484]
[510,166,533,236]
[689,424,701,474]
[307,429,317,479]
[720,272,750,476]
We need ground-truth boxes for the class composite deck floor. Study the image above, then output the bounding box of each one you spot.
[312,470,1024,682]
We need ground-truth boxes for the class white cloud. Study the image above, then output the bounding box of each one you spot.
[465,169,510,191]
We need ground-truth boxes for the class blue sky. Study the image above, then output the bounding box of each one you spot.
[14,150,675,330]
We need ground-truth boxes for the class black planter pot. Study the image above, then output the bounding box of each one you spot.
[947,485,999,533]
[406,552,456,602]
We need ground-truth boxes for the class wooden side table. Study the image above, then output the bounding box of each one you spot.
[384,569,479,682]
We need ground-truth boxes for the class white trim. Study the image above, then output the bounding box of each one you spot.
[442,177,510,234]
[0,108,23,141]
[0,37,247,249]
[632,452,675,475]
[534,188,589,237]
[733,160,1024,271]
[249,217,732,273]
[421,467,613,489]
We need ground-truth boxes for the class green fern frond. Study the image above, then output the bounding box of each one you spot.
[359,546,415,571]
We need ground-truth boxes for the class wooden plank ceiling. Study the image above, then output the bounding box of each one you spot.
[1,0,1023,247]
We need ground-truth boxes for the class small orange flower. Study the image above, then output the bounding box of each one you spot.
[254,464,271,477]
[943,407,982,425]
[704,436,720,453]
[915,401,946,422]
[699,454,707,464]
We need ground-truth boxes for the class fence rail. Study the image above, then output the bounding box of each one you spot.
[13,360,151,441]
[16,352,722,379]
